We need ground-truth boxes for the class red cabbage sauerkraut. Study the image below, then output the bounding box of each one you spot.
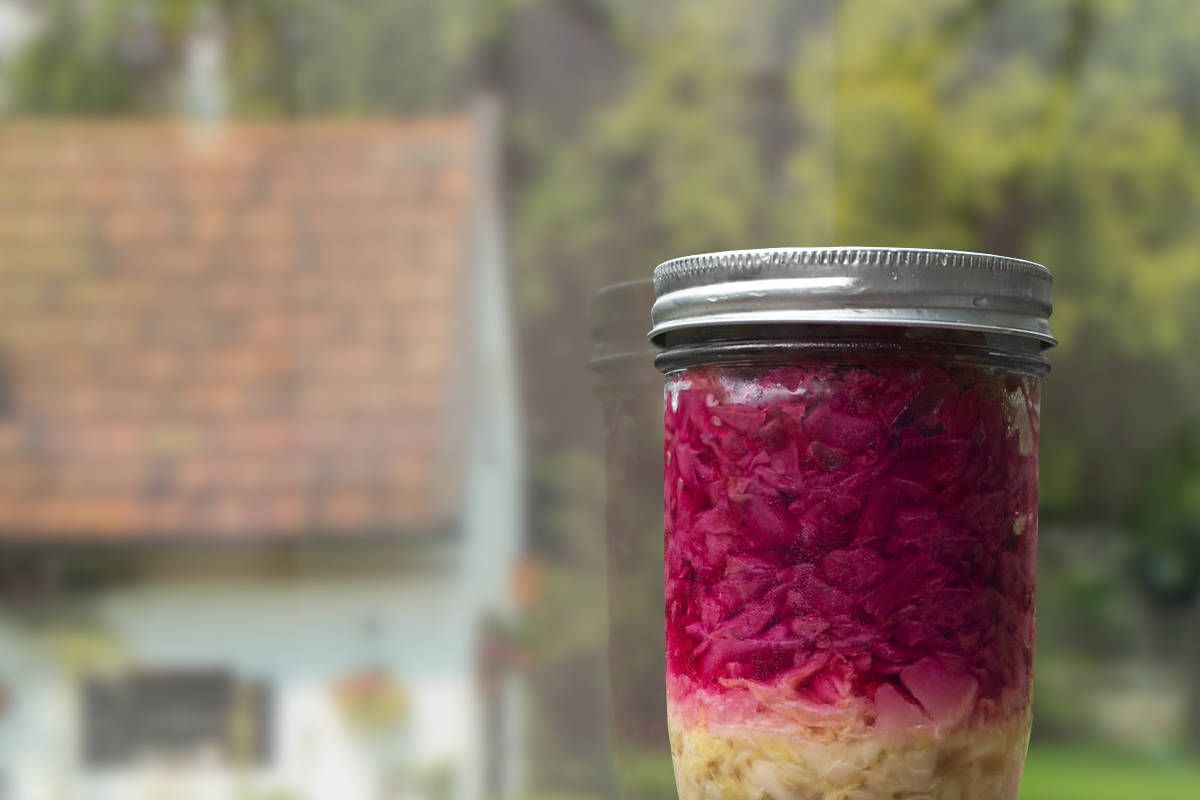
[664,359,1039,798]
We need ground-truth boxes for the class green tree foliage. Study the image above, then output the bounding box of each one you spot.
[5,0,499,116]
[1128,420,1200,746]
[1133,422,1200,605]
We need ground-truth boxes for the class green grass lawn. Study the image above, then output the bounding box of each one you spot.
[1021,745,1200,800]
[613,745,1200,800]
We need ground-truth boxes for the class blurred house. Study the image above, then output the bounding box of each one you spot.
[0,107,523,800]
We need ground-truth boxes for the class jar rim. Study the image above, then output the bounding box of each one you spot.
[653,328,1051,377]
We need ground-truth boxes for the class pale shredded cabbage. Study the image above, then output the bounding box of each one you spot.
[670,713,1030,800]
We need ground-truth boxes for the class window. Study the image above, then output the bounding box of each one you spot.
[82,669,272,768]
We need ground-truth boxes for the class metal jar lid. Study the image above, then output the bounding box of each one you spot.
[649,247,1055,348]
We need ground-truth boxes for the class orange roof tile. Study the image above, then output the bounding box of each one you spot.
[0,120,475,542]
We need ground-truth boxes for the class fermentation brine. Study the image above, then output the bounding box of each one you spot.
[650,248,1055,800]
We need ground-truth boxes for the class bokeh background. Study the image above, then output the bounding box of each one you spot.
[0,1,1197,799]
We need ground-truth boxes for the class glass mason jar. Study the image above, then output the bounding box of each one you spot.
[649,249,1055,800]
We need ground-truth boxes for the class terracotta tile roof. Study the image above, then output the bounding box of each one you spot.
[0,120,475,542]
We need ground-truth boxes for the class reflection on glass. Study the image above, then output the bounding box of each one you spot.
[591,281,673,800]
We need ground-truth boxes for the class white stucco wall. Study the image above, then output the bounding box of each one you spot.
[0,620,69,800]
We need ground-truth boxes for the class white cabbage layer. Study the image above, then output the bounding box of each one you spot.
[669,712,1031,800]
